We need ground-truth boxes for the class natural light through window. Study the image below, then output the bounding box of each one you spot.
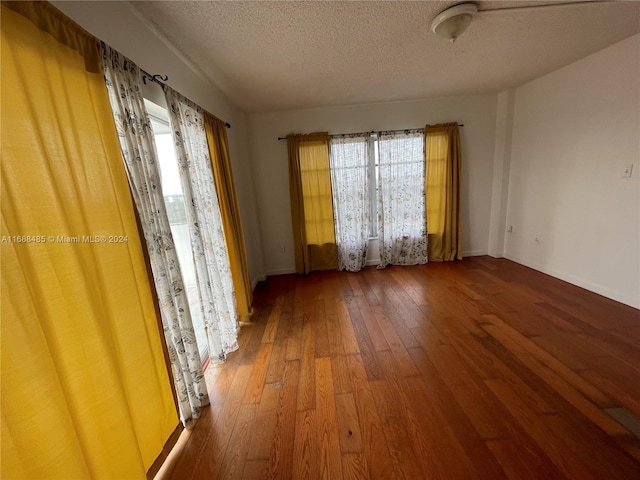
[145,99,210,364]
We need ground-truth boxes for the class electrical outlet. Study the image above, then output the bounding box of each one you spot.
[622,164,633,178]
[534,234,540,243]
[506,225,513,233]
[279,245,286,253]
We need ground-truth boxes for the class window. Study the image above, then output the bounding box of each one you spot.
[369,134,379,237]
[329,134,371,271]
[331,131,425,239]
[145,99,209,363]
[425,130,448,229]
[329,129,427,268]
[296,137,336,246]
[376,131,426,239]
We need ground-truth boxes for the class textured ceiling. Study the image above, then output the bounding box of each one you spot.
[128,1,640,113]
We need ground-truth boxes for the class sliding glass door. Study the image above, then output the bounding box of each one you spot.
[146,100,209,364]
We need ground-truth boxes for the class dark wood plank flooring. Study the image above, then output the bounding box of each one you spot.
[161,256,640,479]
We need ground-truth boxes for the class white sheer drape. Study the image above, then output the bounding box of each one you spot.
[329,134,371,272]
[164,88,239,364]
[377,131,428,267]
[100,44,209,424]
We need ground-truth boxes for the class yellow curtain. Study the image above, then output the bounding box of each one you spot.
[287,133,338,274]
[1,3,177,479]
[204,113,253,321]
[425,123,463,261]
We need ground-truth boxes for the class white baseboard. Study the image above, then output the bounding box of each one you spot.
[463,250,487,257]
[504,253,639,309]
[265,267,297,277]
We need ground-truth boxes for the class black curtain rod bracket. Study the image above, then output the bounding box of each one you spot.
[141,71,168,86]
[277,124,463,140]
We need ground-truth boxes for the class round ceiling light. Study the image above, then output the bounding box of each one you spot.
[431,3,478,43]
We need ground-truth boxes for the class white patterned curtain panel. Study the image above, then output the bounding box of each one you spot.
[164,88,239,364]
[100,44,209,424]
[377,131,428,267]
[329,134,371,272]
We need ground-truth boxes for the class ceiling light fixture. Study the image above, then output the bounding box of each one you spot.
[431,3,478,43]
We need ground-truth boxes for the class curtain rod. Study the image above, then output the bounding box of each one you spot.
[141,70,231,129]
[277,124,463,140]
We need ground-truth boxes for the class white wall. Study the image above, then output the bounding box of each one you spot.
[248,95,498,275]
[53,1,266,284]
[505,34,640,308]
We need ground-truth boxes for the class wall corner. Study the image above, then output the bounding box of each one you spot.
[487,88,515,259]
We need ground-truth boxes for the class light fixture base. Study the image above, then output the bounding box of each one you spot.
[431,3,478,42]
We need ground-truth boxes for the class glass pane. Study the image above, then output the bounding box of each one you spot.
[371,136,380,237]
[376,131,427,266]
[149,115,209,364]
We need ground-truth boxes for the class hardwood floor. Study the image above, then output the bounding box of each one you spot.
[161,256,640,479]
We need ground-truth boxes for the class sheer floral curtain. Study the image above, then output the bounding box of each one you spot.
[329,134,371,272]
[100,44,209,424]
[164,88,239,364]
[377,130,428,267]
